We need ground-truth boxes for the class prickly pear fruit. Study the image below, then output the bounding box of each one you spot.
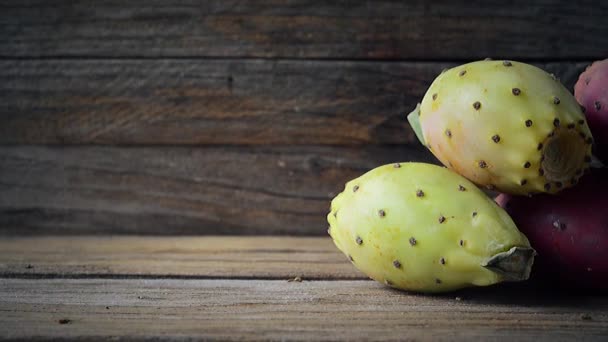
[496,168,608,291]
[328,162,535,293]
[408,60,594,196]
[575,59,608,163]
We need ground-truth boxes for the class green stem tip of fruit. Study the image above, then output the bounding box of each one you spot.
[407,103,426,146]
[482,246,536,282]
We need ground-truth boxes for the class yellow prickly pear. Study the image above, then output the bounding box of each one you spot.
[328,162,534,293]
[408,60,594,195]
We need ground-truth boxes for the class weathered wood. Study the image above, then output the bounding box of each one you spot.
[1,278,607,340]
[0,60,588,145]
[1,1,607,59]
[0,145,434,235]
[0,236,363,279]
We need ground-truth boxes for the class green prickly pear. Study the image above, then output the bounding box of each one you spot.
[408,60,594,195]
[327,162,535,293]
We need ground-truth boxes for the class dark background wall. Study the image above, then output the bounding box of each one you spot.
[1,0,607,235]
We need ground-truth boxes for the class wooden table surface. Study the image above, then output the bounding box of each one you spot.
[1,236,606,341]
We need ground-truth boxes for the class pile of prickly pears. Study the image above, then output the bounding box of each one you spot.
[328,59,608,293]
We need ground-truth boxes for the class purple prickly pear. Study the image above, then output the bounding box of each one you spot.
[575,59,608,162]
[496,168,608,291]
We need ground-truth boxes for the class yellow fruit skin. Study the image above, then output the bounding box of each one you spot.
[419,60,593,195]
[327,162,531,293]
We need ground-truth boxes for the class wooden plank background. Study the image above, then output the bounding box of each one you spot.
[0,60,588,145]
[0,145,434,235]
[2,0,607,59]
[1,1,606,235]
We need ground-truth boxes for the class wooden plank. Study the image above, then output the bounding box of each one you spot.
[1,1,607,59]
[1,278,607,340]
[0,145,434,235]
[0,236,363,279]
[0,59,588,145]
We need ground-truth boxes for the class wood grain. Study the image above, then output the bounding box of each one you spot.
[2,0,607,59]
[0,145,435,235]
[1,278,607,340]
[0,236,363,279]
[0,59,436,145]
[0,59,588,145]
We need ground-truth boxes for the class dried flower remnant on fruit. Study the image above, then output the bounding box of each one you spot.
[416,189,425,197]
[393,260,402,269]
[409,237,417,246]
[356,236,363,245]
